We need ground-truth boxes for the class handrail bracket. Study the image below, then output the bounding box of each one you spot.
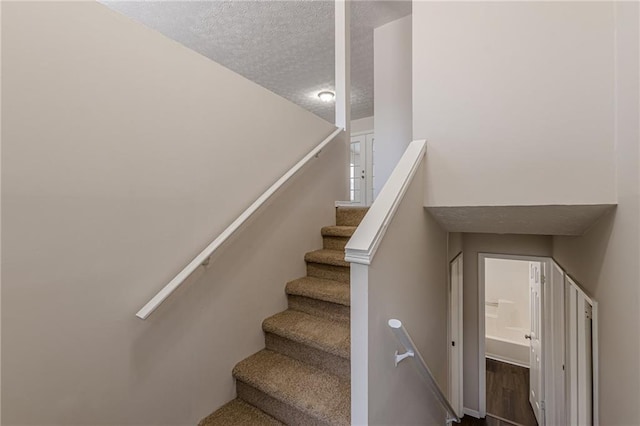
[388,318,461,424]
[394,349,415,366]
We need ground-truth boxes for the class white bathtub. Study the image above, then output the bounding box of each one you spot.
[485,299,530,367]
[486,331,530,367]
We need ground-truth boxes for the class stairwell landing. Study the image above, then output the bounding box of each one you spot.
[198,206,368,426]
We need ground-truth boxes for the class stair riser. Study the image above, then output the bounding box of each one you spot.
[287,295,350,324]
[236,382,329,426]
[322,236,350,251]
[265,333,350,380]
[336,208,368,226]
[306,263,350,284]
[199,399,283,426]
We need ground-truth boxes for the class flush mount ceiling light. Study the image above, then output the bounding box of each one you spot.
[317,91,335,103]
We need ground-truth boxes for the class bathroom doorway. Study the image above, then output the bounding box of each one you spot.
[479,254,546,426]
[473,253,596,426]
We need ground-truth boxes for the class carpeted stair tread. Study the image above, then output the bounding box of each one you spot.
[286,276,350,306]
[304,249,350,268]
[202,205,360,425]
[233,350,350,426]
[199,398,283,426]
[263,310,350,359]
[321,226,357,238]
[336,207,369,226]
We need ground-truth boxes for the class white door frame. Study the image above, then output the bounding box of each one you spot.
[449,253,464,418]
[478,253,551,419]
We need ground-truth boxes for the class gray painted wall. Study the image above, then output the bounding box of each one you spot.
[413,2,616,207]
[373,15,412,197]
[552,3,640,423]
[2,2,345,424]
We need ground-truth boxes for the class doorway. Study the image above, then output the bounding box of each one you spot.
[476,254,598,426]
[479,254,548,426]
[349,132,374,206]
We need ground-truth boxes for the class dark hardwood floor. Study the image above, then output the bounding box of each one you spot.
[459,358,538,426]
[459,414,521,426]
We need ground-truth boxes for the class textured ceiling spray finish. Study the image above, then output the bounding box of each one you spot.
[101,0,411,122]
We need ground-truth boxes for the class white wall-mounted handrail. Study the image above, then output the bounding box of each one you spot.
[344,140,426,265]
[136,127,344,320]
[388,319,461,424]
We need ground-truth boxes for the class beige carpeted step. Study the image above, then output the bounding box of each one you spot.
[336,206,369,226]
[286,276,350,323]
[233,350,350,426]
[264,310,350,378]
[305,249,350,284]
[321,226,356,251]
[198,399,283,426]
[304,249,350,268]
[287,294,350,324]
[321,226,357,238]
[286,276,350,306]
[306,262,350,284]
[201,203,366,425]
[263,310,350,359]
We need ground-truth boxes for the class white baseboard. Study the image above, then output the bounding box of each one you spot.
[463,407,481,418]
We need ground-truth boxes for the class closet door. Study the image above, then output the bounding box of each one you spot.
[566,277,596,425]
[546,261,566,425]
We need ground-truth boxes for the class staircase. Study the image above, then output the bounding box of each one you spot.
[199,206,368,426]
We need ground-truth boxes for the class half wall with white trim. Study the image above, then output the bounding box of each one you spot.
[347,142,450,424]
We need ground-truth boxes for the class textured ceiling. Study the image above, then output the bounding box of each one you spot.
[427,205,615,236]
[101,0,411,122]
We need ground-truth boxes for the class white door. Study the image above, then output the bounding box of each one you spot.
[566,277,596,425]
[349,134,374,206]
[546,261,566,425]
[567,284,579,424]
[577,298,593,426]
[529,262,544,424]
[449,254,464,417]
